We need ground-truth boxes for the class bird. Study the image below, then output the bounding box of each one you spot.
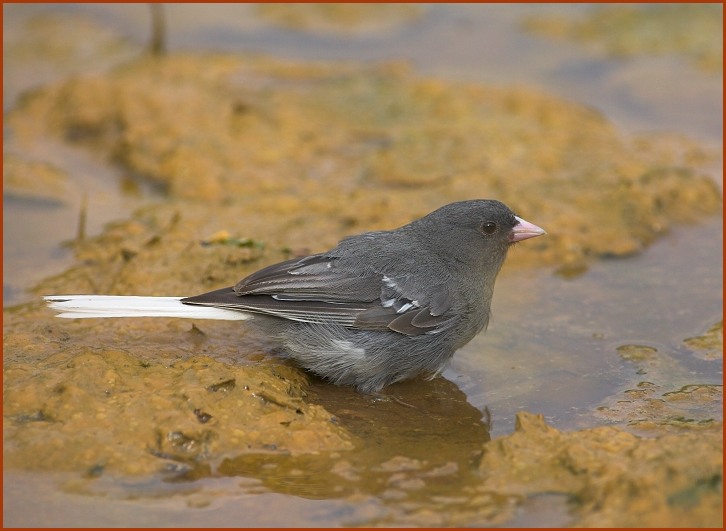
[45,199,545,392]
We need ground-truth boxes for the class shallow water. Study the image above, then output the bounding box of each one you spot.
[3,3,722,527]
[455,216,723,437]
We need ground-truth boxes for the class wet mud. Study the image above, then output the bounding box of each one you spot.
[523,4,723,73]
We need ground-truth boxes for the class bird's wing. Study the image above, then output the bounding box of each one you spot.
[182,254,457,336]
[233,254,381,301]
[353,273,456,335]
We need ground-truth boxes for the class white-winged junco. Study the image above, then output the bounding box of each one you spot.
[46,199,545,392]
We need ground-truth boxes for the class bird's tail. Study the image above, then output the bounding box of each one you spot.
[43,295,250,320]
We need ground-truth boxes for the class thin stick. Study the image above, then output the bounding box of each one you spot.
[148,3,166,56]
[76,193,88,242]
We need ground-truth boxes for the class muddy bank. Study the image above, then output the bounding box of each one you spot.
[475,412,722,527]
[3,315,352,477]
[6,54,721,279]
[256,3,423,35]
[523,4,723,73]
[4,330,721,527]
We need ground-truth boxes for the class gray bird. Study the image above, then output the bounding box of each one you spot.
[45,199,545,392]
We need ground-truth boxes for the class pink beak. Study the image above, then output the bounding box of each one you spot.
[510,216,546,242]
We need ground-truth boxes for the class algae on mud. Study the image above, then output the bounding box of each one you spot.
[3,337,352,477]
[6,54,721,279]
[685,320,723,361]
[255,3,423,35]
[3,155,71,204]
[595,321,724,434]
[523,4,724,73]
[476,412,722,528]
[3,48,723,527]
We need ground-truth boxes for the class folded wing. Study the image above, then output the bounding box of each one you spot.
[182,253,456,336]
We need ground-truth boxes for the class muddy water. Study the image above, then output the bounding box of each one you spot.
[3,4,722,528]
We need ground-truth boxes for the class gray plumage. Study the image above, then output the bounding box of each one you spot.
[46,200,544,392]
[181,199,545,392]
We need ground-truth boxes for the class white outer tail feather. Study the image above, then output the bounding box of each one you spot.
[43,295,250,321]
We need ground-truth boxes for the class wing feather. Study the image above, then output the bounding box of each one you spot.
[183,253,458,336]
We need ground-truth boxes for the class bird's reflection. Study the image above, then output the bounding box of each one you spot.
[217,376,491,500]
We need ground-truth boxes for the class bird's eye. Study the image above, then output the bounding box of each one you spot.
[481,221,497,235]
